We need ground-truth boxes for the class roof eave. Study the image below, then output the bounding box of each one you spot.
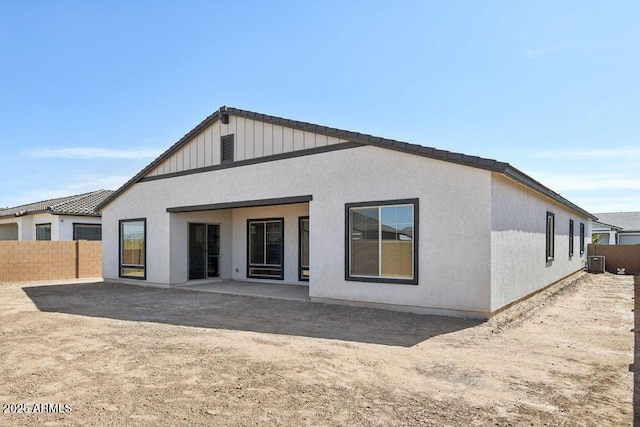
[97,106,596,221]
[503,166,597,221]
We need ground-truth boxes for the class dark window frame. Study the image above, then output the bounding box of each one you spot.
[73,223,102,241]
[546,212,555,262]
[119,218,147,280]
[35,223,51,241]
[345,198,419,285]
[298,216,309,282]
[569,219,574,258]
[246,217,284,280]
[580,223,585,255]
[221,134,234,164]
[188,222,221,280]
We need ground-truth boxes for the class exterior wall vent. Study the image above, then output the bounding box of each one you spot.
[587,255,605,273]
[221,134,234,164]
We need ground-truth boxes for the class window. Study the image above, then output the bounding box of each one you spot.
[36,223,51,241]
[73,223,102,241]
[569,220,574,257]
[580,223,585,255]
[120,219,146,279]
[299,217,309,281]
[247,218,284,279]
[594,232,609,245]
[546,212,555,261]
[346,199,418,285]
[221,134,234,164]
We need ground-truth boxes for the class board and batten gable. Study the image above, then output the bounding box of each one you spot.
[144,114,350,178]
[490,173,591,312]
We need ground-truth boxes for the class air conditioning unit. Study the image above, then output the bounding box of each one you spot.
[587,256,605,273]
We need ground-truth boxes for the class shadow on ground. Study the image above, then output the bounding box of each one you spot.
[22,281,481,347]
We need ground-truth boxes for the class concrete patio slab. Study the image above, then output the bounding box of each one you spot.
[178,280,310,302]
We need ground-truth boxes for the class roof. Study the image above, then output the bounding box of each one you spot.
[0,190,114,218]
[96,106,597,220]
[593,212,640,231]
[592,220,623,231]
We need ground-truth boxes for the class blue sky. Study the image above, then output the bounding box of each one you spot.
[1,1,638,213]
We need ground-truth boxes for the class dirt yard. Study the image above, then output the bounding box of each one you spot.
[0,272,633,426]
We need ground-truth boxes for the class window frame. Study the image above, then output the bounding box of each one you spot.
[580,223,585,255]
[35,223,51,241]
[545,212,555,262]
[246,217,284,280]
[345,198,419,285]
[569,219,574,258]
[73,223,102,241]
[298,216,309,282]
[119,218,147,280]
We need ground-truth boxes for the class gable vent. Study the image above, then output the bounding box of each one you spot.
[221,134,234,164]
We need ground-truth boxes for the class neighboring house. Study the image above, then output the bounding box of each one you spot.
[592,212,640,245]
[0,190,114,241]
[97,106,595,319]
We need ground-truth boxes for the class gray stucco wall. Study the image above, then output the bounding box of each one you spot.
[102,145,494,316]
[490,174,591,312]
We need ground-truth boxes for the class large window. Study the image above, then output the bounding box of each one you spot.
[247,218,284,280]
[346,199,418,285]
[546,212,555,262]
[580,223,585,255]
[120,219,146,279]
[569,219,574,257]
[73,223,102,241]
[36,223,51,241]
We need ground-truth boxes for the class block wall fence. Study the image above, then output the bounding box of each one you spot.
[588,244,640,275]
[0,241,102,282]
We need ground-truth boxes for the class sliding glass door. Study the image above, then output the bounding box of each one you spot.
[188,223,220,280]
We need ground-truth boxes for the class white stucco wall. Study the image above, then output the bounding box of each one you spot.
[102,145,494,315]
[168,210,234,283]
[30,213,60,240]
[58,216,103,240]
[0,214,103,241]
[490,174,591,312]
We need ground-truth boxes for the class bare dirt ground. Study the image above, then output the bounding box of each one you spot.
[0,272,633,426]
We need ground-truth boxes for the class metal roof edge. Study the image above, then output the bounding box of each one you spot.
[98,106,594,222]
[503,166,597,221]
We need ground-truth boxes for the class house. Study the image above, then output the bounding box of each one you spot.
[592,212,640,245]
[97,106,595,319]
[0,190,113,241]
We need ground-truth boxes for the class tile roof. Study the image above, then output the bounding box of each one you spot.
[593,212,640,231]
[0,190,114,218]
[96,106,597,221]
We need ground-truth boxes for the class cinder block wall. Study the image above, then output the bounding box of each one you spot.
[0,241,102,282]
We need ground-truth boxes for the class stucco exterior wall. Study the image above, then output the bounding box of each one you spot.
[0,214,102,241]
[102,145,493,316]
[59,216,103,240]
[490,174,591,312]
